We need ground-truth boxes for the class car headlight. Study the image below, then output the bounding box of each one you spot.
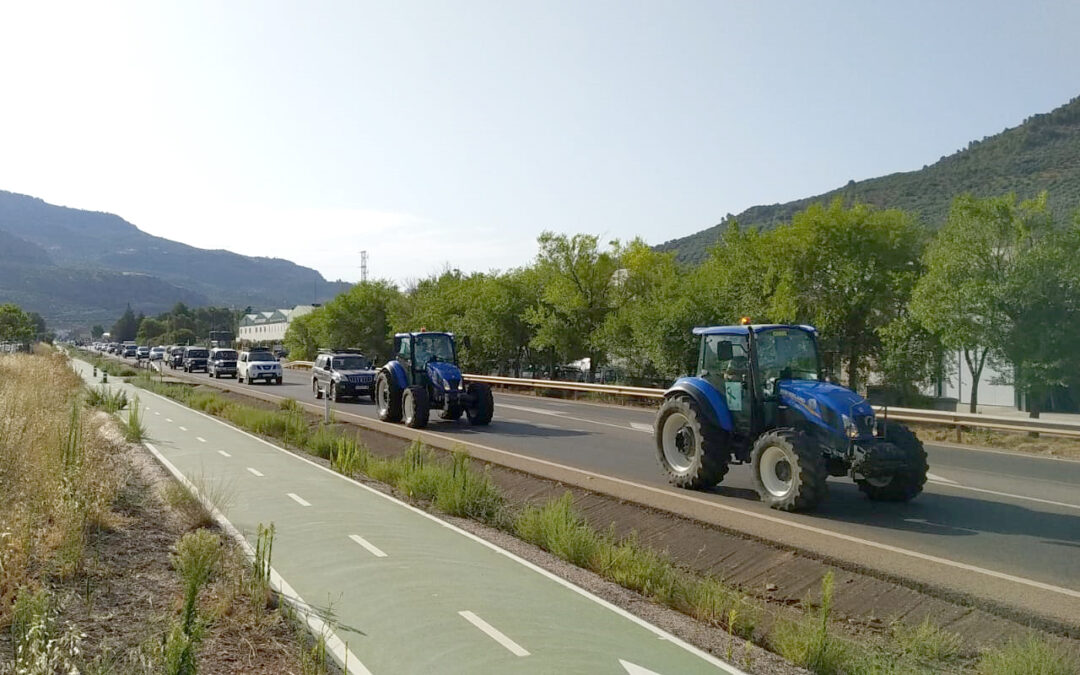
[841,414,859,439]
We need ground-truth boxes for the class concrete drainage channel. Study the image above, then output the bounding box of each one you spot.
[121,359,1079,647]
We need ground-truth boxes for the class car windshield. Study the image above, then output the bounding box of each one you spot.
[332,356,369,370]
[214,350,237,360]
[755,328,820,381]
[249,352,276,362]
[187,349,208,358]
[413,334,455,365]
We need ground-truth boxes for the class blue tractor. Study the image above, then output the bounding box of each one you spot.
[655,323,928,511]
[374,331,494,429]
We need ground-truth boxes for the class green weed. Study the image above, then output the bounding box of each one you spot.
[330,436,371,476]
[977,635,1080,675]
[125,395,146,442]
[515,492,602,568]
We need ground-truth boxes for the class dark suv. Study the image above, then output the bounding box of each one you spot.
[182,346,210,373]
[169,346,186,369]
[312,349,377,402]
[208,348,238,379]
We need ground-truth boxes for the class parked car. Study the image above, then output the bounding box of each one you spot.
[312,349,377,402]
[182,346,210,373]
[238,349,282,385]
[208,348,239,379]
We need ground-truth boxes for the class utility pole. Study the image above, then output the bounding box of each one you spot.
[360,250,369,283]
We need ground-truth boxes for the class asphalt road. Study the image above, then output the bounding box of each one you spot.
[76,359,743,675]
[193,366,1080,593]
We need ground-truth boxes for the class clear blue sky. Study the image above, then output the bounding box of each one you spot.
[1,1,1078,284]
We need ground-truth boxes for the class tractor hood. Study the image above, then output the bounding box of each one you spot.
[778,380,875,436]
[426,361,463,390]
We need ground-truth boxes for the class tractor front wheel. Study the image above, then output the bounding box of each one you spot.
[403,386,430,429]
[856,422,928,502]
[465,383,493,425]
[750,429,827,511]
[375,372,402,423]
[654,395,729,489]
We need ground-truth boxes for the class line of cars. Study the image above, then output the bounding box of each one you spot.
[89,341,282,384]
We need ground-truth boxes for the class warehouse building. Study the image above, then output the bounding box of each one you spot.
[237,304,318,344]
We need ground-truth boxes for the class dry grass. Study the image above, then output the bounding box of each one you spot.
[0,352,125,628]
[912,422,1080,459]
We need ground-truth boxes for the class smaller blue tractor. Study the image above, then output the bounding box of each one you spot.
[374,331,494,429]
[655,323,928,511]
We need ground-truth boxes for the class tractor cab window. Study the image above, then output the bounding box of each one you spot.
[701,334,750,417]
[396,336,411,362]
[413,333,455,366]
[755,328,820,383]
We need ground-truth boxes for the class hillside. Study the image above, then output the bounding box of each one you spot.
[658,95,1080,265]
[0,191,351,326]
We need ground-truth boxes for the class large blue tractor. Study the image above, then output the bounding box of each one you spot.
[374,331,494,429]
[655,323,928,511]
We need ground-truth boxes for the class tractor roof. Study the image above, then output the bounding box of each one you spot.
[394,331,453,338]
[692,324,817,336]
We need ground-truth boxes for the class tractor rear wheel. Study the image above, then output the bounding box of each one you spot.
[403,386,430,429]
[375,371,402,423]
[750,429,827,511]
[654,395,729,489]
[856,422,928,502]
[465,383,493,425]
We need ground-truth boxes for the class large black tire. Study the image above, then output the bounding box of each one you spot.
[464,382,494,426]
[375,371,402,422]
[440,404,463,421]
[654,395,729,489]
[750,429,827,511]
[856,422,928,502]
[313,379,321,399]
[403,385,430,429]
[275,377,282,385]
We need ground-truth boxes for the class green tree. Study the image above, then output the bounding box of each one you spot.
[111,304,139,342]
[526,232,621,382]
[911,193,1051,412]
[137,317,168,344]
[0,303,34,343]
[318,280,402,362]
[283,311,325,361]
[91,324,105,339]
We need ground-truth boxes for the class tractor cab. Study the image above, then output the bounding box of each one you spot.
[393,331,460,385]
[655,322,928,512]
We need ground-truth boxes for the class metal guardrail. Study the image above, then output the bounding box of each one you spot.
[281,361,1080,438]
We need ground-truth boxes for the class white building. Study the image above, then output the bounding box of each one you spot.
[238,305,318,344]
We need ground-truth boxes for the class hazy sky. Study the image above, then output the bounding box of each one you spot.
[2,1,1078,284]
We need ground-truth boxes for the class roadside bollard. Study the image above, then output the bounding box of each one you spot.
[324,389,331,424]
[93,366,97,376]
[102,371,108,383]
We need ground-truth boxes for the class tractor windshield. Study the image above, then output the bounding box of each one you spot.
[413,333,455,366]
[755,328,820,382]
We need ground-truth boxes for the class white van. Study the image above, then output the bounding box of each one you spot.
[238,349,283,385]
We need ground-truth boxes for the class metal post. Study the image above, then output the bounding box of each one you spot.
[324,390,331,424]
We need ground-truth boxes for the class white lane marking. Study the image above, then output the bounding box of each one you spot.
[178,426,188,432]
[930,480,1080,511]
[926,472,957,484]
[458,611,530,657]
[165,418,173,423]
[288,492,311,507]
[498,403,566,417]
[141,442,370,674]
[503,418,531,425]
[154,411,160,416]
[197,437,206,443]
[131,386,746,673]
[500,402,649,435]
[247,467,264,477]
[217,450,231,457]
[349,534,387,558]
[630,422,653,433]
[621,660,664,675]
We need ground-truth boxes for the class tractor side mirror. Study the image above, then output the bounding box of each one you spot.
[715,341,733,362]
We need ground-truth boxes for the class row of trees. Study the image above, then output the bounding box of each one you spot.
[104,302,245,346]
[279,193,1079,415]
[0,303,49,344]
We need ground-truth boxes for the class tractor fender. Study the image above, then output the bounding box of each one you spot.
[383,361,409,390]
[664,377,734,433]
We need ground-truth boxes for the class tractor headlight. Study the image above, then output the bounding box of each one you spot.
[842,414,859,439]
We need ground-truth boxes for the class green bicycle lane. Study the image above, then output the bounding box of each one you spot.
[74,361,742,675]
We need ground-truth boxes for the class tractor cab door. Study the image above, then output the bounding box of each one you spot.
[396,335,414,383]
[700,334,753,439]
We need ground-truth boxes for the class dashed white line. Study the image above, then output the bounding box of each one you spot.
[246,467,264,477]
[288,493,311,507]
[630,422,653,433]
[458,611,529,656]
[218,450,231,458]
[930,479,1080,511]
[178,426,188,432]
[165,418,173,423]
[926,472,956,484]
[197,437,206,443]
[349,534,387,558]
[154,411,160,416]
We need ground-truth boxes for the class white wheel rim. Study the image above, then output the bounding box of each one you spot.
[759,445,794,497]
[661,412,695,473]
[376,379,388,413]
[865,476,891,487]
[404,391,414,421]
